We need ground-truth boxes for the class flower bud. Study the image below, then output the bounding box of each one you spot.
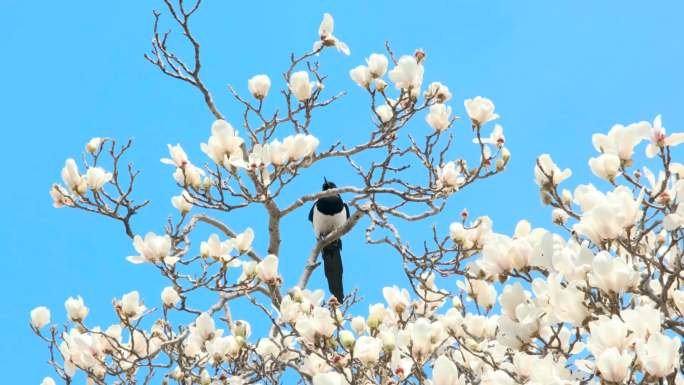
[161,286,181,308]
[86,137,103,153]
[30,306,51,329]
[247,74,271,100]
[495,158,505,171]
[501,147,510,162]
[339,330,355,349]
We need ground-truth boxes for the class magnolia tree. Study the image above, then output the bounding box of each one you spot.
[31,1,684,385]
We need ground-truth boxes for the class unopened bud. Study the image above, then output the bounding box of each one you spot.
[501,147,510,162]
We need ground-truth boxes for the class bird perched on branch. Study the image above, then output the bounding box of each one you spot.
[309,178,349,302]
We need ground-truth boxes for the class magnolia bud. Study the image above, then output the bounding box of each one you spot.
[247,74,271,100]
[379,331,395,352]
[552,208,569,225]
[374,78,387,91]
[200,369,211,385]
[367,315,381,330]
[339,330,355,349]
[161,286,181,308]
[86,137,103,153]
[414,49,426,62]
[501,147,511,162]
[202,177,213,191]
[495,159,505,171]
[561,189,572,206]
[30,306,51,329]
[452,296,463,310]
[232,320,250,339]
[351,316,366,335]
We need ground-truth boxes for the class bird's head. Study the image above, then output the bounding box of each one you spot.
[322,177,337,191]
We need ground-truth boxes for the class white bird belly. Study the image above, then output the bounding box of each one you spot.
[312,209,347,238]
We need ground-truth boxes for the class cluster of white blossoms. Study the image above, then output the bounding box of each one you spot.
[348,46,508,194]
[50,156,113,208]
[36,8,684,385]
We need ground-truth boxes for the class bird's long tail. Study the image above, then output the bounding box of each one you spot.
[322,239,344,301]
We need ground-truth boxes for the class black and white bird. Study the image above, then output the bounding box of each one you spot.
[308,178,349,302]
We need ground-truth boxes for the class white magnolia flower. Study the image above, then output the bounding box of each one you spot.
[588,153,621,182]
[173,164,204,189]
[256,254,279,283]
[587,315,633,356]
[229,228,254,254]
[119,291,146,320]
[349,65,371,88]
[391,350,413,379]
[637,332,681,377]
[449,222,467,243]
[267,139,289,166]
[289,71,315,101]
[351,316,366,335]
[534,154,572,187]
[339,330,355,349]
[476,124,505,148]
[40,378,56,385]
[126,232,178,266]
[49,184,71,208]
[426,103,452,132]
[433,355,461,385]
[200,233,236,262]
[383,286,410,314]
[65,296,89,322]
[171,191,193,214]
[313,13,349,55]
[61,159,87,195]
[201,120,244,165]
[85,166,112,191]
[592,120,650,161]
[247,74,271,100]
[478,233,532,276]
[375,104,393,123]
[353,336,382,364]
[464,96,499,125]
[282,134,319,160]
[645,114,684,157]
[573,186,643,244]
[587,252,638,294]
[437,161,465,189]
[161,286,181,308]
[161,143,189,168]
[596,348,633,383]
[312,372,344,385]
[246,144,271,170]
[458,279,497,309]
[424,82,452,102]
[30,306,51,329]
[85,137,103,153]
[231,320,252,340]
[239,261,258,283]
[366,53,388,78]
[551,208,569,224]
[296,307,336,344]
[388,55,424,91]
[191,312,216,341]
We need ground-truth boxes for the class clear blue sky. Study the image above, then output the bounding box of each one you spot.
[2,0,683,382]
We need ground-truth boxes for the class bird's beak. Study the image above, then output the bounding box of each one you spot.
[323,177,329,184]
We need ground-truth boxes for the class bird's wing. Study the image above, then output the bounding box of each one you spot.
[308,202,315,222]
[344,203,350,219]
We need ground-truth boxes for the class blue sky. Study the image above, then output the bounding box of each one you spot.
[2,0,683,382]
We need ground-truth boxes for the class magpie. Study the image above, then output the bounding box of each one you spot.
[308,178,349,302]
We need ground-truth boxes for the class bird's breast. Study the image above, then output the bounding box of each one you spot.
[312,208,347,238]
